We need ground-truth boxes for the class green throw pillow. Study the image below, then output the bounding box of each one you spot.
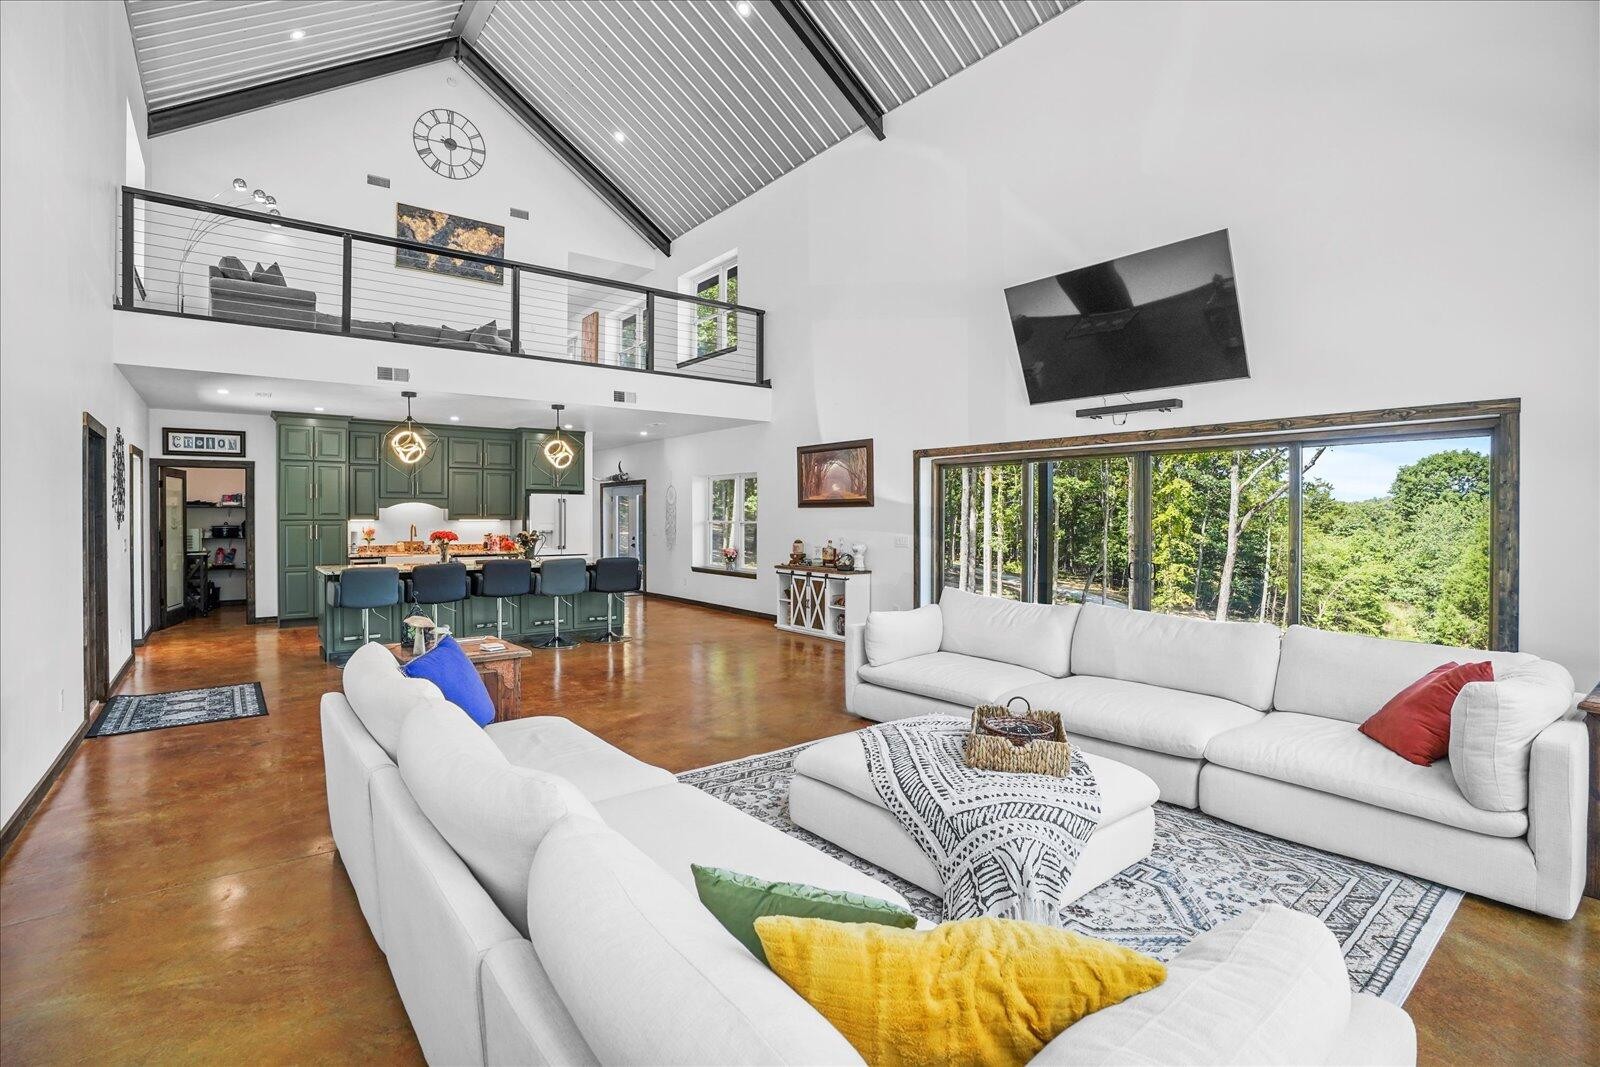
[691,863,917,965]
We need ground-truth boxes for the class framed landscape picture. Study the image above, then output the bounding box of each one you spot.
[797,439,874,507]
[395,202,505,285]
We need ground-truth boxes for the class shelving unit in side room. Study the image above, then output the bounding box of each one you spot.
[188,501,249,605]
[774,565,870,641]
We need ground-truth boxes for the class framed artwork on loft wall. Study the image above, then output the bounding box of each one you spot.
[394,202,505,285]
[797,439,874,507]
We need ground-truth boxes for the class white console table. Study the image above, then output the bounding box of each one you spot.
[774,565,870,642]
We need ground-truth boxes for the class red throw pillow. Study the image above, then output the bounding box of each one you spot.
[1359,660,1495,765]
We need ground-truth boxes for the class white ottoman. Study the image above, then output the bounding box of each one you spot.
[790,733,1160,907]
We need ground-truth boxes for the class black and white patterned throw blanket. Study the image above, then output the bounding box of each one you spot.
[860,715,1101,924]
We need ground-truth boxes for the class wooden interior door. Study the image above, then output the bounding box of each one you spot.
[82,417,110,716]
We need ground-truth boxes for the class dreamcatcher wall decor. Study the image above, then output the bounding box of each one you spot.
[664,485,678,550]
[112,428,127,528]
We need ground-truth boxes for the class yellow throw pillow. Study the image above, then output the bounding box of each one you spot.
[754,915,1165,1067]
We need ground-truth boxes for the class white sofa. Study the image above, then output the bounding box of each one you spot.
[322,642,1416,1065]
[847,588,1588,919]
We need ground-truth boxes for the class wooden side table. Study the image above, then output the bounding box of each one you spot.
[1581,684,1600,899]
[388,637,533,723]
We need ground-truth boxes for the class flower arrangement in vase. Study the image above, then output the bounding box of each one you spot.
[361,526,376,551]
[721,545,740,570]
[514,529,543,561]
[429,529,459,561]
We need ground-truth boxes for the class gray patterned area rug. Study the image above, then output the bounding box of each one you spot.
[88,683,267,738]
[680,738,1461,1005]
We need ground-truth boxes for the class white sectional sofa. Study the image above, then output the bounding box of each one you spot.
[847,588,1588,919]
[322,642,1416,1065]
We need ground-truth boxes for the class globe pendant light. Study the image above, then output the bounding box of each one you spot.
[384,390,438,473]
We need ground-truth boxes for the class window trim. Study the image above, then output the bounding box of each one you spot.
[686,256,738,362]
[917,398,1519,650]
[704,472,758,573]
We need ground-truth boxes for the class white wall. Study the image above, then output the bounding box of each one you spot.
[143,60,661,354]
[0,0,151,826]
[148,409,279,617]
[598,0,1600,682]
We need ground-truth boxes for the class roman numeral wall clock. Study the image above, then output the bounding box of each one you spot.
[412,109,486,180]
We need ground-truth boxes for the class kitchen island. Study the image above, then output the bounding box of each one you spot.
[314,557,623,663]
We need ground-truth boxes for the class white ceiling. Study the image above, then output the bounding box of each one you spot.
[119,364,753,449]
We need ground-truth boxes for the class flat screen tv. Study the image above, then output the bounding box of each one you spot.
[1004,229,1249,405]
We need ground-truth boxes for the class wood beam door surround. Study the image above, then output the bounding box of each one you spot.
[146,39,459,136]
[148,459,259,627]
[772,0,885,141]
[82,414,110,722]
[453,39,673,255]
[914,398,1521,652]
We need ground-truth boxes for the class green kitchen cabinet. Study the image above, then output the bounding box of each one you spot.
[279,462,314,521]
[483,437,516,470]
[447,468,483,517]
[280,423,315,462]
[313,425,347,462]
[448,435,483,468]
[521,429,585,494]
[514,592,562,638]
[349,429,380,464]
[323,600,400,657]
[414,597,467,634]
[279,416,348,462]
[483,469,516,518]
[312,462,346,520]
[463,592,519,639]
[350,465,379,520]
[279,521,345,622]
[378,440,445,503]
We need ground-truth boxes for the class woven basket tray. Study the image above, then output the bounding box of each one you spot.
[962,697,1074,777]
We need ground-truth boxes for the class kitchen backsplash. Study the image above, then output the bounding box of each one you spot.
[347,502,514,548]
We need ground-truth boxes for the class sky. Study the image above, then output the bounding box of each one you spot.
[1309,435,1490,502]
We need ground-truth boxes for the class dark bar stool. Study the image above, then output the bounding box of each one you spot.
[472,558,533,638]
[406,562,469,626]
[535,557,589,649]
[328,566,401,645]
[591,556,641,643]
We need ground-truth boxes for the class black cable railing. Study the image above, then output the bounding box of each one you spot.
[115,186,767,387]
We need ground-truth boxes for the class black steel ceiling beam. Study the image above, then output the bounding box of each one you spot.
[453,39,672,256]
[771,0,884,140]
[146,38,459,136]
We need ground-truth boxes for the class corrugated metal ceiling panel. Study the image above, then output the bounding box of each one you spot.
[126,0,460,109]
[476,0,861,237]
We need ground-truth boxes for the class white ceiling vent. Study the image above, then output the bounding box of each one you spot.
[377,366,411,382]
[612,390,636,403]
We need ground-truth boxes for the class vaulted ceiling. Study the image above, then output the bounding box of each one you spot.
[125,0,1079,251]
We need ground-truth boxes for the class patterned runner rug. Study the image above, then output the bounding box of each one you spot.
[88,683,267,738]
[680,737,1461,1005]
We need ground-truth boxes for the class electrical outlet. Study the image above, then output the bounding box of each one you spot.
[894,534,911,549]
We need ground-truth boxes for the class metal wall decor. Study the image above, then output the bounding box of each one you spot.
[664,485,678,550]
[413,109,486,180]
[112,428,127,527]
[383,391,438,471]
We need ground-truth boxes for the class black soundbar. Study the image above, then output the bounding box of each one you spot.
[1076,398,1184,419]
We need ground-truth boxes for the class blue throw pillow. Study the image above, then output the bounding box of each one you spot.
[400,635,496,726]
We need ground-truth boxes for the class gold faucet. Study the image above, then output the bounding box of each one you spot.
[409,523,418,540]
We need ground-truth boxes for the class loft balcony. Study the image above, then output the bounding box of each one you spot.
[113,187,766,388]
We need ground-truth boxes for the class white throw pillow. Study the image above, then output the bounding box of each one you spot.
[864,604,943,666]
[938,587,1079,676]
[397,700,601,935]
[1449,659,1575,812]
[341,640,444,758]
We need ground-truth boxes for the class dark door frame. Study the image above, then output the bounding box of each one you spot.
[129,443,146,645]
[601,479,647,592]
[153,466,188,628]
[82,414,110,720]
[148,458,258,627]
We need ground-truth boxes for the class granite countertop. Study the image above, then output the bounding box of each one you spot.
[316,554,592,577]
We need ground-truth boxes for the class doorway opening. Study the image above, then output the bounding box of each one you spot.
[149,459,257,630]
[83,415,110,719]
[129,443,145,643]
[601,480,646,591]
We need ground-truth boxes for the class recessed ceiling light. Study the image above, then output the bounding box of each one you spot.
[313,406,325,412]
[289,28,306,40]
[612,130,627,143]
[449,415,461,422]
[216,388,229,395]
[735,1,753,16]
[639,430,648,436]
[563,423,573,430]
